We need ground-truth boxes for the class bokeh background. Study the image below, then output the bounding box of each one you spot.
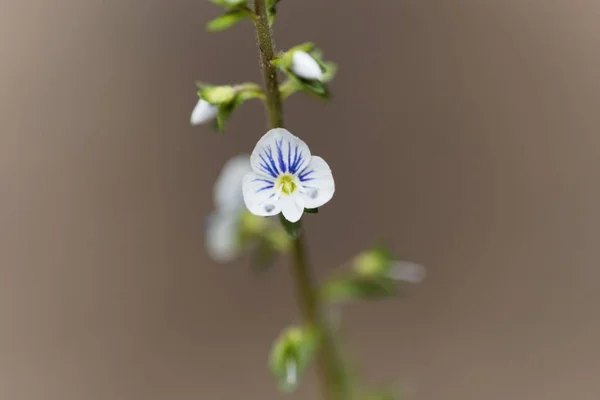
[3,0,600,399]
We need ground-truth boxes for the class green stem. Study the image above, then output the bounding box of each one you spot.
[251,2,345,399]
[253,0,284,128]
[290,228,345,400]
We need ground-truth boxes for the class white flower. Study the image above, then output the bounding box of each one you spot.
[388,261,426,283]
[205,212,240,262]
[213,155,252,212]
[291,50,323,81]
[242,128,335,223]
[205,155,252,262]
[190,98,218,125]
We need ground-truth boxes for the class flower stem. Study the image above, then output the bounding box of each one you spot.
[251,2,346,399]
[253,0,284,128]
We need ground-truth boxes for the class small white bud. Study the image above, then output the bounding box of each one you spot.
[285,360,297,386]
[190,98,218,125]
[388,261,426,283]
[291,50,323,81]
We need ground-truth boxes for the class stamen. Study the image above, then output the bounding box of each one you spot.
[276,173,298,195]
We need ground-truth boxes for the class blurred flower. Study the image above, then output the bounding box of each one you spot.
[190,98,218,125]
[205,155,252,262]
[291,50,323,81]
[242,128,335,223]
[354,246,426,283]
[387,261,426,283]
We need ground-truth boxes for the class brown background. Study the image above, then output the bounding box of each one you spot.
[2,0,600,399]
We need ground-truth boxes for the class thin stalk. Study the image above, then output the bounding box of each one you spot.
[251,1,346,399]
[253,0,284,128]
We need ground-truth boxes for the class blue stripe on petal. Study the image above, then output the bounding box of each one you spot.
[299,169,314,182]
[252,178,275,184]
[276,139,287,173]
[287,142,292,173]
[259,154,277,178]
[256,184,274,193]
[290,145,303,173]
[266,146,280,176]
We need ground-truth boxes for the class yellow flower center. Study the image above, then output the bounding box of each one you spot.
[277,173,298,195]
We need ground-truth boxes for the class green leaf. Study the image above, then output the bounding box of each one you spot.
[210,0,247,7]
[279,214,302,238]
[321,274,398,303]
[269,326,319,392]
[199,85,236,104]
[304,208,319,214]
[320,61,338,83]
[296,76,330,99]
[288,41,316,54]
[215,102,236,131]
[206,9,252,32]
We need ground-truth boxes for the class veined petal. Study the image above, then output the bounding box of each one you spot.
[297,156,335,209]
[291,50,323,81]
[280,194,305,223]
[213,155,251,211]
[250,128,311,177]
[205,211,239,263]
[190,98,218,125]
[242,172,281,216]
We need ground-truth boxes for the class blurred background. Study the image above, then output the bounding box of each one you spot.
[2,0,600,399]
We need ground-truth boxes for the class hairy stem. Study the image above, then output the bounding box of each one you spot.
[252,1,345,399]
[253,0,284,128]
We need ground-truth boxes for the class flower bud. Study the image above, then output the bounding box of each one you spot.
[190,98,218,125]
[291,50,323,81]
[388,261,426,283]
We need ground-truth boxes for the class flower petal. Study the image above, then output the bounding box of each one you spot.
[280,194,305,223]
[190,98,218,125]
[205,212,239,263]
[297,156,335,209]
[250,128,311,177]
[388,261,426,283]
[242,172,281,216]
[213,155,251,211]
[291,50,323,81]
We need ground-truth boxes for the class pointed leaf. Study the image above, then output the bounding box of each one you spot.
[206,9,252,32]
[321,274,398,303]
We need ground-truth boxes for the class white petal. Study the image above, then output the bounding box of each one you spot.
[190,98,218,125]
[213,155,252,211]
[280,194,305,223]
[242,172,281,217]
[291,50,323,81]
[250,128,311,178]
[297,156,335,209]
[205,212,239,263]
[388,261,426,283]
[285,360,297,386]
